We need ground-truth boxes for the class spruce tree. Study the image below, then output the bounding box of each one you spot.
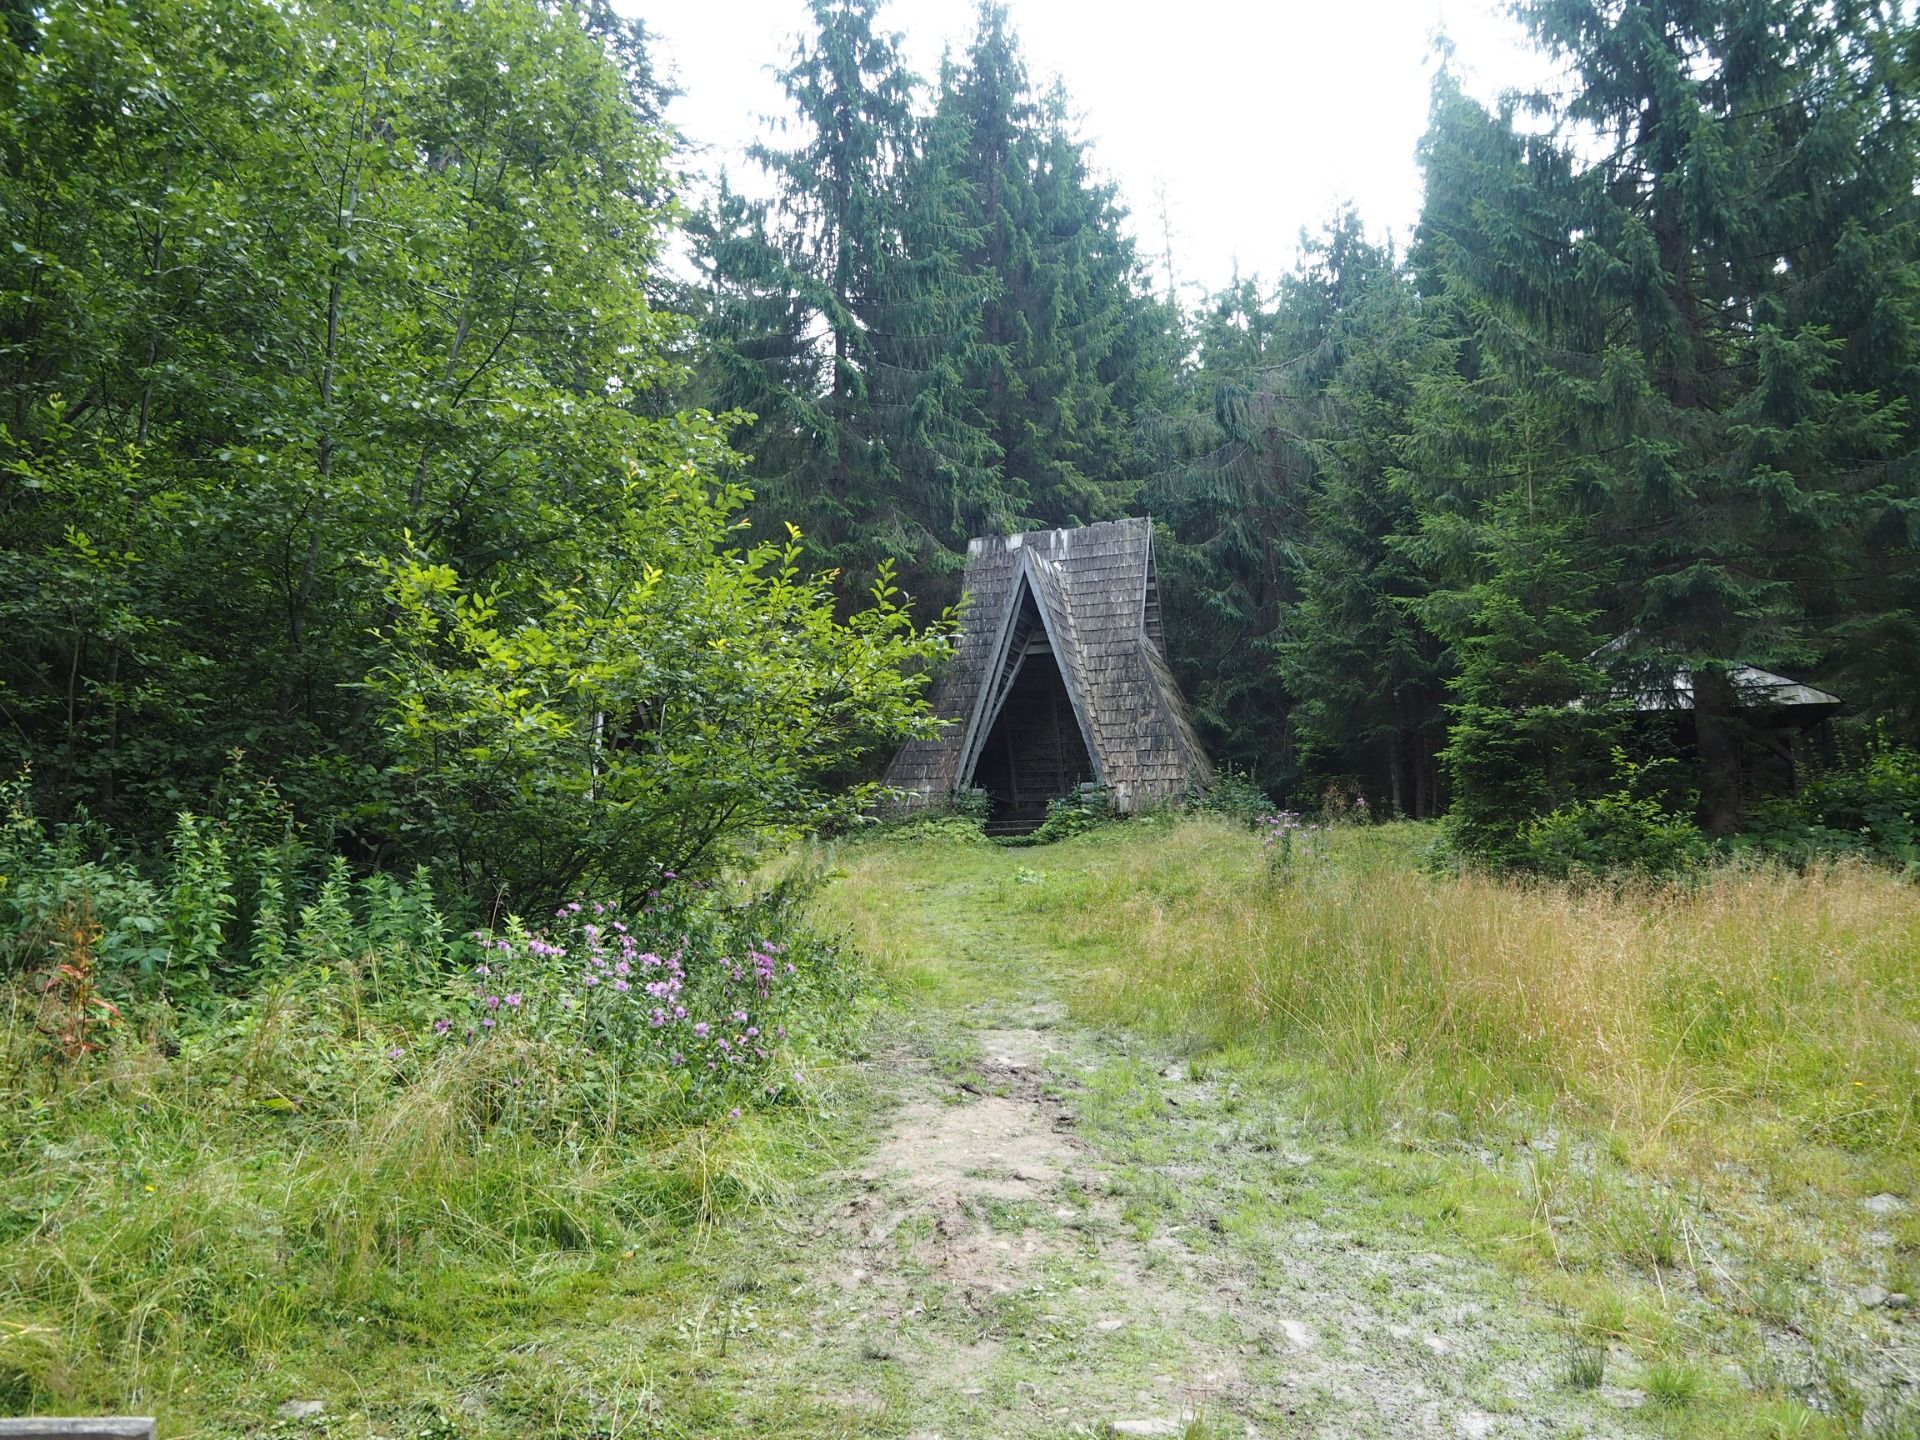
[1145,213,1437,803]
[693,0,995,602]
[1419,3,1920,833]
[1280,241,1451,816]
[1139,271,1310,793]
[937,6,1172,530]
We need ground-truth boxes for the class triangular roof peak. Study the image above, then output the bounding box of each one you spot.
[886,518,1208,819]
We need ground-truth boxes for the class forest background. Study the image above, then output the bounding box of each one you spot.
[6,0,1920,905]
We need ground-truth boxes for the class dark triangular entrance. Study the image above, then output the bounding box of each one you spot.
[966,587,1096,833]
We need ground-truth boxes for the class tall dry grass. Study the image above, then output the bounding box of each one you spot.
[1030,820,1919,1166]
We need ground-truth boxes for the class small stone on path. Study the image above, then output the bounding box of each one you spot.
[1277,1318,1313,1350]
[1862,1192,1907,1216]
[277,1401,325,1420]
[1111,1421,1183,1438]
[1858,1283,1891,1308]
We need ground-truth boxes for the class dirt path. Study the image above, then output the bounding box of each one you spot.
[732,904,1650,1439]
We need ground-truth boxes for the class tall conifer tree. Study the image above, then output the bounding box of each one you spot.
[936,6,1171,529]
[1419,2,1920,832]
[693,0,995,597]
[1281,237,1451,815]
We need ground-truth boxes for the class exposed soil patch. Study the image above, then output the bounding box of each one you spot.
[782,992,1647,1438]
[835,1029,1093,1308]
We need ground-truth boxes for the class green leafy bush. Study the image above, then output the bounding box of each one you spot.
[1190,770,1274,826]
[1518,754,1711,879]
[879,815,992,845]
[0,775,453,1005]
[868,787,990,843]
[1011,786,1117,847]
[1744,743,1919,869]
[0,773,164,981]
[373,521,951,908]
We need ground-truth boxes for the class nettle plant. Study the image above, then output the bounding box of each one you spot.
[434,877,841,1110]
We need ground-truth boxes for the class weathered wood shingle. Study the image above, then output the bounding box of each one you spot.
[883,518,1211,812]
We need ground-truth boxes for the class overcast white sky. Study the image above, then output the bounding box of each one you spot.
[630,0,1559,298]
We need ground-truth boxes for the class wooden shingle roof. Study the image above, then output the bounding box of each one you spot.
[885,518,1211,810]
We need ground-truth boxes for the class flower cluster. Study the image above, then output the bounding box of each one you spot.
[1258,810,1324,881]
[434,886,809,1100]
[1258,810,1322,844]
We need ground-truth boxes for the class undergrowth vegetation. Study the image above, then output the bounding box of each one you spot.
[0,784,868,1423]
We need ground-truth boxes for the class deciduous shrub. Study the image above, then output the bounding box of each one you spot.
[1743,742,1919,870]
[1517,754,1711,880]
[373,522,951,909]
[1190,770,1274,826]
[1013,785,1116,847]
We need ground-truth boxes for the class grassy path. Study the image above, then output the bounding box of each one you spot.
[647,840,1650,1438]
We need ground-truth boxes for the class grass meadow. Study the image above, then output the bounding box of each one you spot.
[821,816,1920,1437]
[4,814,1915,1438]
[0,882,876,1435]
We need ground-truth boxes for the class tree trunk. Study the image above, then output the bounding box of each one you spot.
[1693,663,1744,837]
